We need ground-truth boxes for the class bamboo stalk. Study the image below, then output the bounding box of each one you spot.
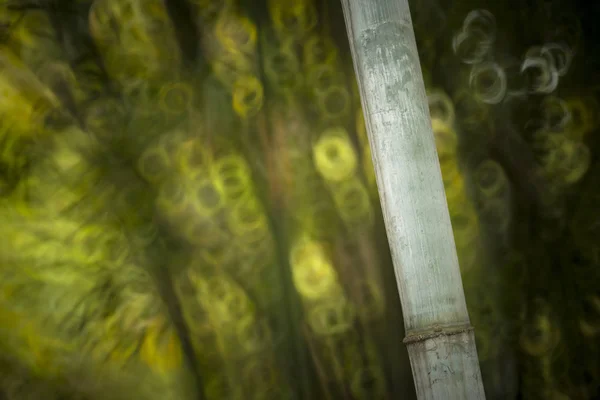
[339,0,486,398]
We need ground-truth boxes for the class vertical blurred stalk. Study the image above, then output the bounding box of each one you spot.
[339,0,486,399]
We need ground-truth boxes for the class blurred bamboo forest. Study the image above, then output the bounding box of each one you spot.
[0,0,598,399]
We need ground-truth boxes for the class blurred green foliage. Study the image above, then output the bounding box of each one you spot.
[0,0,598,399]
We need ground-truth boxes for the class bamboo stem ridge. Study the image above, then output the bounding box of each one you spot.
[339,0,486,399]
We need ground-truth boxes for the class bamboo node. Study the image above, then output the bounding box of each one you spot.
[403,324,474,345]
